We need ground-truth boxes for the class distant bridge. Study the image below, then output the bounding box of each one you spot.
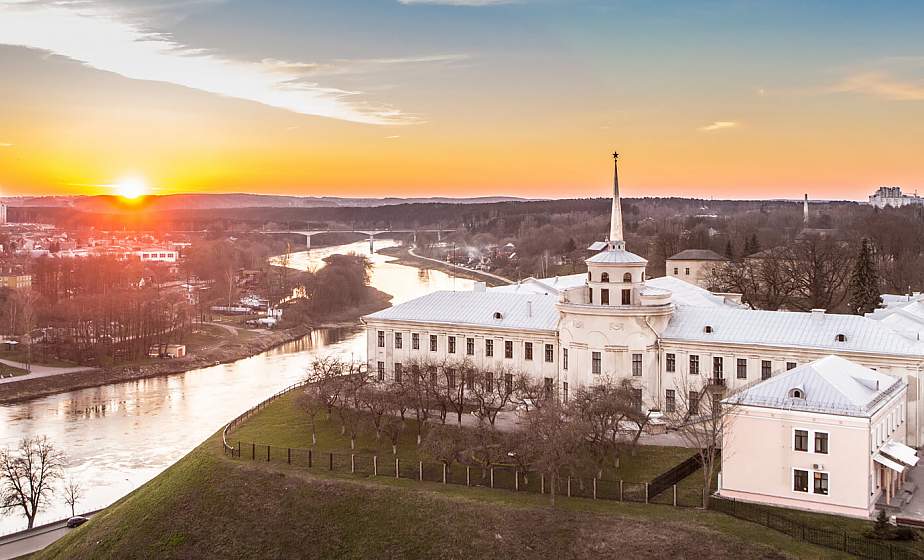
[258,228,454,249]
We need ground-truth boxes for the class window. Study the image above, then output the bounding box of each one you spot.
[713,357,723,377]
[761,360,771,380]
[621,289,631,305]
[704,325,714,334]
[813,472,829,495]
[665,390,676,413]
[589,289,593,304]
[504,373,513,394]
[794,429,808,452]
[430,335,438,352]
[632,353,642,376]
[689,355,700,375]
[394,363,403,383]
[544,377,553,398]
[545,344,554,363]
[412,333,420,350]
[793,469,809,493]
[448,336,456,354]
[377,331,385,348]
[623,272,632,282]
[466,337,474,356]
[429,367,437,385]
[562,348,569,370]
[736,358,747,379]
[486,339,494,357]
[411,364,420,383]
[600,272,609,283]
[673,267,679,275]
[601,289,610,305]
[446,368,456,388]
[835,334,847,342]
[485,372,494,392]
[685,267,690,275]
[789,388,804,399]
[631,388,642,410]
[465,371,474,391]
[525,342,533,361]
[689,391,700,415]
[666,353,676,372]
[787,361,797,370]
[505,340,513,359]
[395,332,402,349]
[563,382,569,403]
[377,361,385,382]
[493,311,503,320]
[815,432,829,454]
[592,352,602,375]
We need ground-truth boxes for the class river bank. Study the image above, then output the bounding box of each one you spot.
[0,287,391,405]
[377,245,511,287]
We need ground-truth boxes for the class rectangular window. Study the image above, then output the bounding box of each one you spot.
[525,342,533,361]
[485,372,494,393]
[504,373,513,394]
[794,429,808,452]
[447,368,456,389]
[448,336,456,354]
[505,340,513,359]
[430,335,438,352]
[601,288,610,305]
[621,289,631,305]
[563,348,569,370]
[412,333,420,350]
[666,353,676,372]
[545,344,554,363]
[394,363,403,384]
[544,377,553,398]
[592,351,602,375]
[689,355,700,375]
[813,472,828,495]
[377,361,385,382]
[685,267,690,276]
[793,469,809,493]
[689,391,700,415]
[377,331,385,348]
[761,360,771,380]
[815,432,829,454]
[466,337,474,356]
[632,353,642,376]
[713,357,723,377]
[394,332,402,349]
[787,361,797,370]
[563,382,569,403]
[665,389,676,413]
[429,367,437,386]
[673,267,679,275]
[736,358,747,379]
[631,388,642,410]
[465,371,474,391]
[485,339,494,357]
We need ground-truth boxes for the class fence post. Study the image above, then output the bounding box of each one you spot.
[351,454,355,474]
[267,445,270,462]
[237,441,240,458]
[419,461,423,481]
[395,458,399,479]
[287,448,291,464]
[567,477,571,498]
[673,484,677,507]
[308,449,313,468]
[329,452,333,471]
[443,463,447,484]
[466,466,471,486]
[251,443,255,460]
[373,456,378,477]
[515,471,519,492]
[541,474,545,494]
[592,477,596,500]
[645,482,649,504]
[619,480,623,501]
[490,467,495,488]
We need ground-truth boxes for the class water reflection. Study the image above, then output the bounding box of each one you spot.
[0,241,472,533]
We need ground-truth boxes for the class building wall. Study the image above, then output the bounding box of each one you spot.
[665,259,722,289]
[0,275,32,289]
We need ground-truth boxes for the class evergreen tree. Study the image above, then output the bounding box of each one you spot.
[749,233,761,255]
[724,240,735,260]
[848,238,882,315]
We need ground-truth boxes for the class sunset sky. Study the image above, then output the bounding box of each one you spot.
[0,0,923,200]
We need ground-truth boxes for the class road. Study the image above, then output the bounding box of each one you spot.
[0,513,97,560]
[0,359,95,385]
[407,246,514,285]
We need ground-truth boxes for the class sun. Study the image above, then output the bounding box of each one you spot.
[114,177,148,200]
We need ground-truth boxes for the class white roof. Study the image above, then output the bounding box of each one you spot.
[663,306,924,357]
[489,274,585,296]
[874,453,906,473]
[881,441,919,467]
[645,276,739,308]
[364,291,559,332]
[725,355,904,417]
[586,248,648,265]
[867,300,924,341]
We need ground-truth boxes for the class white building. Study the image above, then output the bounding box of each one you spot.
[869,186,924,208]
[665,249,727,290]
[133,249,179,263]
[364,154,924,447]
[720,356,917,518]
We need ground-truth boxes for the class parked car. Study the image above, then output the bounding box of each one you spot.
[66,516,88,528]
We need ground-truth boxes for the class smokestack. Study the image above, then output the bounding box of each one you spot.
[803,194,809,225]
[527,300,533,317]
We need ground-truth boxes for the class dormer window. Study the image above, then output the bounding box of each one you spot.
[600,272,609,283]
[493,312,503,320]
[789,388,805,399]
[835,334,847,342]
[704,325,714,334]
[623,272,632,282]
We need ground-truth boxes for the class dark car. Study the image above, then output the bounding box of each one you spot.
[66,516,88,528]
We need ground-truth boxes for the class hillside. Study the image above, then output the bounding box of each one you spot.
[34,431,851,560]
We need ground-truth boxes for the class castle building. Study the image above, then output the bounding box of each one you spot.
[869,186,924,208]
[364,154,924,447]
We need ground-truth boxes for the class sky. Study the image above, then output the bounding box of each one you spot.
[0,0,923,200]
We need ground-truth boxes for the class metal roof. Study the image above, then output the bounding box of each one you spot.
[667,249,728,261]
[663,306,924,357]
[586,248,648,265]
[364,290,559,332]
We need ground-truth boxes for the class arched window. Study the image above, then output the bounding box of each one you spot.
[789,388,804,399]
[835,334,847,342]
[600,272,609,283]
[493,312,503,320]
[623,272,632,283]
[704,326,714,334]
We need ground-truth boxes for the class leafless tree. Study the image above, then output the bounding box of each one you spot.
[467,366,517,426]
[295,389,325,446]
[0,436,65,529]
[515,401,588,505]
[63,477,81,518]
[378,414,405,455]
[511,373,550,412]
[401,361,433,445]
[782,235,852,312]
[571,377,644,477]
[419,424,467,468]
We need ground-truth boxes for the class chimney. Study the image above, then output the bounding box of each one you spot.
[810,308,826,321]
[527,300,533,318]
[472,281,487,292]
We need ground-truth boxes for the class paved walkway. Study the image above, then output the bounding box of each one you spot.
[0,511,98,560]
[0,359,95,385]
[407,246,514,285]
[898,462,924,520]
[203,321,241,336]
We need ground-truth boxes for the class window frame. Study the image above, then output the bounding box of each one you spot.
[429,335,438,352]
[591,351,602,375]
[689,355,700,375]
[666,353,676,373]
[632,353,642,376]
[814,431,829,454]
[736,358,747,379]
[793,468,809,493]
[448,336,456,354]
[485,339,494,357]
[544,344,554,363]
[504,340,513,359]
[665,389,676,413]
[794,429,809,452]
[761,360,771,380]
[377,331,385,348]
[466,337,475,356]
[562,348,568,370]
[525,342,534,361]
[412,333,420,350]
[394,332,402,349]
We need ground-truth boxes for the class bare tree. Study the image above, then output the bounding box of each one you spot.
[0,436,65,529]
[468,366,517,426]
[419,424,467,468]
[14,290,40,371]
[516,401,588,505]
[295,389,325,446]
[63,477,81,518]
[571,377,640,477]
[511,373,550,412]
[379,414,405,455]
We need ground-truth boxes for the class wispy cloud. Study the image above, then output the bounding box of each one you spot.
[385,135,401,139]
[829,72,924,101]
[398,0,518,5]
[262,54,470,79]
[0,0,421,125]
[0,143,12,148]
[698,121,738,132]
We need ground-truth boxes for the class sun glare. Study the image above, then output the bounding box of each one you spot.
[115,177,148,200]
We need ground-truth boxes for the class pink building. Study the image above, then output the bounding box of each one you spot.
[720,355,918,518]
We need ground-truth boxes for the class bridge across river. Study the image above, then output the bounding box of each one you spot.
[259,228,453,249]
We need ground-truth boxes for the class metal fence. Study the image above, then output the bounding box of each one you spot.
[710,497,924,560]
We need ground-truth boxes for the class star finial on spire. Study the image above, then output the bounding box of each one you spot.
[613,151,619,160]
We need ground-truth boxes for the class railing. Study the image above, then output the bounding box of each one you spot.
[710,496,924,560]
[221,380,310,453]
[648,452,704,499]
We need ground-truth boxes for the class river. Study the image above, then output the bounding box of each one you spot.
[0,239,473,534]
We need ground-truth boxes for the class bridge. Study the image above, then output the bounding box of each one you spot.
[258,228,454,249]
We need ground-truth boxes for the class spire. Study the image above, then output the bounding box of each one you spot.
[609,151,625,249]
[803,193,809,225]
